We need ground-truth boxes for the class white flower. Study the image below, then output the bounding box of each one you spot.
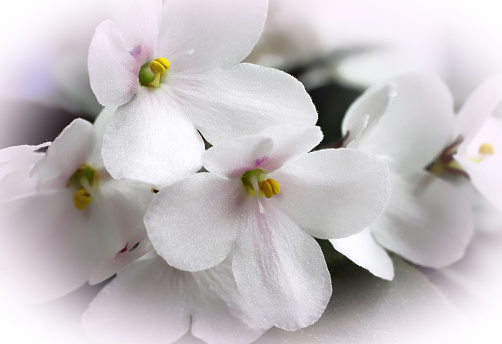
[453,74,502,213]
[82,251,270,344]
[88,0,317,185]
[145,124,390,330]
[0,115,153,302]
[332,74,474,280]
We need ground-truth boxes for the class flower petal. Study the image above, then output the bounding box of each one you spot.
[145,173,240,271]
[232,202,331,331]
[455,74,502,143]
[372,171,473,268]
[330,228,394,280]
[275,148,390,239]
[30,118,95,190]
[157,0,268,71]
[121,0,162,63]
[82,254,191,344]
[455,116,502,212]
[343,74,455,171]
[203,135,273,179]
[0,188,96,303]
[203,125,323,178]
[102,89,204,185]
[174,63,317,144]
[88,20,140,106]
[83,254,267,344]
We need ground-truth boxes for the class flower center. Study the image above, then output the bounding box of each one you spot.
[428,136,468,178]
[138,57,171,87]
[241,169,280,199]
[67,164,99,211]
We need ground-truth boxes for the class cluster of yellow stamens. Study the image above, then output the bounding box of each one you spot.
[259,178,280,199]
[139,57,170,87]
[73,189,92,210]
[67,164,98,211]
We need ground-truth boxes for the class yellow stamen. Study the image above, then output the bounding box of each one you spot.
[259,179,280,199]
[148,57,171,87]
[479,143,495,156]
[73,189,92,210]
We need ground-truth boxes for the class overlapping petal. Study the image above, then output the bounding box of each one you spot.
[145,173,242,271]
[330,228,394,280]
[343,74,455,171]
[275,148,390,239]
[174,63,317,144]
[157,0,268,72]
[232,202,331,331]
[102,89,204,185]
[30,119,95,190]
[372,171,473,268]
[88,20,141,106]
[83,253,267,344]
[203,135,273,179]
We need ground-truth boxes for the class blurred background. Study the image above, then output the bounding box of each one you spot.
[1,0,502,342]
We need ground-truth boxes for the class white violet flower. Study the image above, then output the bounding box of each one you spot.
[0,115,153,302]
[88,0,317,185]
[145,124,390,330]
[332,73,474,280]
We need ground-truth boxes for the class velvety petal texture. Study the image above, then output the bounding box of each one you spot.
[372,171,473,268]
[31,119,95,190]
[330,228,394,280]
[343,73,455,171]
[275,148,391,239]
[82,254,268,344]
[102,89,204,185]
[176,64,318,144]
[145,173,241,271]
[233,202,331,331]
[157,0,268,71]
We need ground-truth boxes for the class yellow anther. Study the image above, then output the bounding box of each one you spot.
[155,57,170,71]
[150,60,166,74]
[268,178,280,195]
[479,143,495,156]
[259,178,280,199]
[73,189,92,210]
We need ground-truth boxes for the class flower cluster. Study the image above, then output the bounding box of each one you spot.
[2,0,501,343]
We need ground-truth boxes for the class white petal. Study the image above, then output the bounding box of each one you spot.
[31,119,95,190]
[343,73,455,171]
[275,148,391,239]
[203,135,273,179]
[88,106,117,168]
[342,82,396,148]
[203,125,323,178]
[82,254,191,344]
[174,64,317,144]
[0,189,96,303]
[330,228,394,280]
[190,259,270,344]
[372,171,473,268]
[145,173,240,271]
[102,89,204,185]
[121,0,162,63]
[455,74,502,142]
[232,202,331,331]
[157,0,268,71]
[455,116,502,212]
[88,20,141,106]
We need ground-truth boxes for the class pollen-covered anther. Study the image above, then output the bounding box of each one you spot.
[73,189,92,210]
[479,143,495,156]
[149,57,171,87]
[259,178,280,199]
